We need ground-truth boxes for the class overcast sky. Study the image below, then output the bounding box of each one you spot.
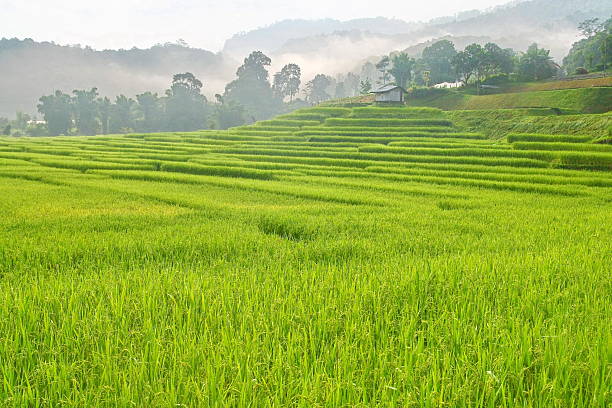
[2,0,514,51]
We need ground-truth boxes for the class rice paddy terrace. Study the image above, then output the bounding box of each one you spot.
[0,106,611,406]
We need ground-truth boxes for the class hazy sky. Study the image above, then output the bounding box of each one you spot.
[2,0,515,51]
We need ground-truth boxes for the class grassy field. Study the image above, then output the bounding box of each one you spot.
[404,87,612,113]
[0,106,611,406]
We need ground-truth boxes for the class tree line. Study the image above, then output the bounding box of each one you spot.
[1,17,609,137]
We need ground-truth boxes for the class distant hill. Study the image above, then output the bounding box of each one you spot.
[1,0,611,118]
[229,0,610,87]
[0,39,236,118]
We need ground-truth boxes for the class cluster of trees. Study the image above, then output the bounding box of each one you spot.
[366,40,558,93]
[563,17,611,74]
[3,50,365,136]
[32,73,210,136]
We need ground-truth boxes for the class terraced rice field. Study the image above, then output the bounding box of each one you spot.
[0,107,611,406]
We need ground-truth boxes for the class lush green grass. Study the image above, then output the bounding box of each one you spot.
[0,104,610,407]
[447,110,611,139]
[405,87,612,114]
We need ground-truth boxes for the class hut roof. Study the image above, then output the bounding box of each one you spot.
[371,84,407,94]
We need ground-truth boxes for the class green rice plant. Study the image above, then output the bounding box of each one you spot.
[512,142,612,152]
[324,118,453,127]
[159,162,280,180]
[507,133,593,143]
[231,126,301,132]
[303,106,352,116]
[296,130,485,139]
[286,125,456,133]
[351,106,444,118]
[30,158,155,172]
[254,119,320,127]
[1,106,611,408]
[364,166,612,188]
[554,151,612,170]
[358,145,558,161]
[227,130,296,137]
[276,113,329,121]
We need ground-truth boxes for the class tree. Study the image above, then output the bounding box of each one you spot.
[37,90,72,136]
[421,40,457,84]
[304,74,332,104]
[211,94,247,129]
[97,97,111,134]
[72,88,99,135]
[388,53,415,88]
[452,44,485,86]
[518,44,555,81]
[344,73,360,97]
[483,43,515,76]
[360,62,378,85]
[273,63,301,102]
[165,72,208,131]
[224,51,280,120]
[578,18,603,39]
[136,92,162,133]
[376,56,391,85]
[360,79,372,94]
[334,81,347,99]
[110,95,136,133]
[564,18,612,73]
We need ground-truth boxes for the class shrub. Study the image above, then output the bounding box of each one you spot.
[574,67,589,75]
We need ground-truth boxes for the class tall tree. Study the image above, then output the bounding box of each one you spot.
[37,90,72,136]
[224,51,280,120]
[136,92,162,133]
[97,97,111,135]
[304,74,332,104]
[165,72,208,131]
[376,56,391,85]
[518,44,555,81]
[72,88,99,135]
[344,73,361,97]
[483,43,515,76]
[388,53,415,88]
[421,40,458,84]
[110,95,136,133]
[452,44,486,86]
[273,63,301,102]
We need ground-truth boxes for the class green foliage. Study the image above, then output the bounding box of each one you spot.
[564,18,612,73]
[304,74,333,104]
[37,91,72,136]
[224,51,282,121]
[421,40,457,85]
[388,53,415,88]
[517,44,556,81]
[273,64,301,102]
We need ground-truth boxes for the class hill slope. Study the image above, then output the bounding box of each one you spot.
[0,105,610,405]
